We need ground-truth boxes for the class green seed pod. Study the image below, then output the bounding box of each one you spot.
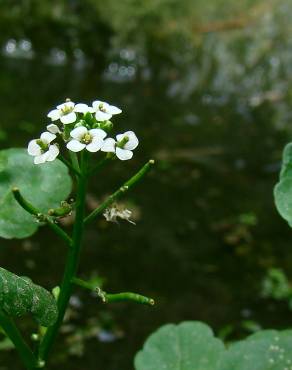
[48,201,72,217]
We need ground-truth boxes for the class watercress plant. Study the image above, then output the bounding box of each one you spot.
[0,98,154,369]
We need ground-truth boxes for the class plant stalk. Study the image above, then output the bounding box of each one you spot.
[38,153,88,363]
[84,159,154,225]
[0,310,38,369]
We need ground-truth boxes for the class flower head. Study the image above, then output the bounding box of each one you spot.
[28,132,59,164]
[101,131,138,160]
[92,100,122,122]
[47,100,93,125]
[66,126,107,152]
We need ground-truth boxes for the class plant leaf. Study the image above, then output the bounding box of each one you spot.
[274,178,292,227]
[221,329,292,370]
[0,267,58,327]
[135,322,292,370]
[0,148,72,239]
[134,321,225,370]
[280,143,292,180]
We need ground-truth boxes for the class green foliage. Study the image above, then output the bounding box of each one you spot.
[135,322,225,370]
[0,148,72,239]
[0,336,14,351]
[261,268,292,309]
[135,321,292,370]
[274,143,292,227]
[0,267,58,327]
[261,268,292,301]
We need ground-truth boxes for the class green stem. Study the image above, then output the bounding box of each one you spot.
[69,152,80,174]
[12,188,72,247]
[84,159,155,225]
[38,153,88,363]
[59,155,80,177]
[72,278,154,306]
[0,310,38,369]
[105,292,155,306]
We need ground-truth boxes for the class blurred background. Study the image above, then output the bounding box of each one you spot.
[1,0,292,369]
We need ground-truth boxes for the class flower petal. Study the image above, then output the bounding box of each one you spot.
[95,110,112,121]
[60,112,77,124]
[47,124,61,134]
[40,132,56,144]
[86,138,103,152]
[57,102,75,110]
[89,128,107,139]
[47,109,61,121]
[92,100,103,111]
[101,138,116,153]
[28,140,41,156]
[108,105,122,115]
[46,145,59,161]
[34,153,48,164]
[74,103,91,113]
[70,126,88,140]
[67,140,86,152]
[116,148,133,161]
[123,131,139,150]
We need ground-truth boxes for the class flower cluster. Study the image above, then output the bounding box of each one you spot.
[28,99,139,164]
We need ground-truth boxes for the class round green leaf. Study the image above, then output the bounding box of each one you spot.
[134,321,225,370]
[221,329,292,370]
[0,148,72,239]
[274,178,292,227]
[135,322,292,370]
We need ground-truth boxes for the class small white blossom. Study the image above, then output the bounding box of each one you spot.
[47,124,61,134]
[47,101,93,125]
[101,131,138,160]
[66,126,107,152]
[103,206,135,224]
[92,100,122,121]
[28,132,59,164]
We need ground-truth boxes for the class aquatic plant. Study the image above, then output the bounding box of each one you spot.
[0,98,154,368]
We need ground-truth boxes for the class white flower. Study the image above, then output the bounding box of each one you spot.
[66,126,107,152]
[101,131,138,160]
[92,100,122,121]
[47,101,93,125]
[28,132,59,164]
[47,124,61,134]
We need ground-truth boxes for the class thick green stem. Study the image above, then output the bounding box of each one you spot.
[84,159,155,225]
[0,310,38,369]
[12,188,72,247]
[38,153,88,363]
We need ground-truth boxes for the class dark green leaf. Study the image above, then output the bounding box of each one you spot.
[0,267,58,327]
[0,148,72,239]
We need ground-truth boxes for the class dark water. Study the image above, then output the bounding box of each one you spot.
[0,53,292,370]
